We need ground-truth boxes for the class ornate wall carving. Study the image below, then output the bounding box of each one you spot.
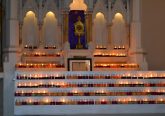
[18,0,131,49]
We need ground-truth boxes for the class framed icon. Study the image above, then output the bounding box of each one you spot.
[68,58,92,71]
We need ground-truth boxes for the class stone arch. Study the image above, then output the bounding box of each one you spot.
[111,12,128,47]
[42,11,59,47]
[93,12,108,47]
[92,0,108,23]
[111,0,127,23]
[92,1,108,47]
[41,0,60,24]
[22,0,38,21]
[22,11,39,47]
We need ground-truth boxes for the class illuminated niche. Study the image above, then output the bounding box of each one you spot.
[111,13,128,47]
[22,11,38,47]
[42,11,59,47]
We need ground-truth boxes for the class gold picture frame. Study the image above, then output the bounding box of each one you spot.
[68,58,92,71]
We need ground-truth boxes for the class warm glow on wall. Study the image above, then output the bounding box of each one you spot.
[46,11,55,18]
[96,12,104,19]
[114,13,123,20]
[26,11,35,17]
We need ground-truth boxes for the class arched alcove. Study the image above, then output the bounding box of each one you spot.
[93,12,108,47]
[22,11,38,47]
[42,11,59,47]
[111,13,128,47]
[69,0,87,11]
[92,0,108,21]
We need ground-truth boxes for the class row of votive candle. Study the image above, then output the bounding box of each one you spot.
[15,63,64,68]
[96,46,107,49]
[23,52,61,57]
[114,46,125,49]
[24,45,56,49]
[95,45,126,49]
[44,46,56,49]
[24,45,37,49]
[17,74,65,79]
[94,63,139,68]
[95,46,125,49]
[15,91,165,96]
[17,82,165,88]
[94,53,127,57]
[15,99,165,105]
[16,74,165,80]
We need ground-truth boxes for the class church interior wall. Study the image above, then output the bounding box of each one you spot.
[1,0,165,116]
[141,0,165,70]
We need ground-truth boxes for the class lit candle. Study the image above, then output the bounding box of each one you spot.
[28,99,33,105]
[61,99,66,105]
[101,99,107,104]
[44,98,50,105]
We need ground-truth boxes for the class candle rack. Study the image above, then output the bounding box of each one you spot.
[14,71,165,115]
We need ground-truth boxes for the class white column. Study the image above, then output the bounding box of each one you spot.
[38,1,43,48]
[130,0,142,50]
[108,0,112,23]
[3,0,20,116]
[8,0,19,48]
[108,0,112,48]
[129,0,148,70]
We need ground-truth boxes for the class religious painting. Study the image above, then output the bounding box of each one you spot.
[69,10,87,49]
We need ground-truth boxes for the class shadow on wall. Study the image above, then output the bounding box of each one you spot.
[142,0,165,70]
